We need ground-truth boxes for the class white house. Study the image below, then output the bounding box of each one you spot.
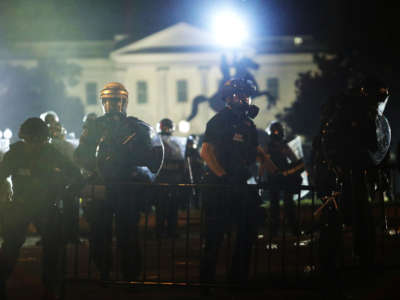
[0,22,321,135]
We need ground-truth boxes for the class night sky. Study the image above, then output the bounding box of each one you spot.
[0,1,398,73]
[0,0,328,41]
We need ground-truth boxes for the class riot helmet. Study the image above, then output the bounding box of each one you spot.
[267,121,285,141]
[159,118,174,135]
[222,78,256,102]
[360,76,389,114]
[360,77,389,101]
[100,82,129,115]
[221,78,258,118]
[185,135,199,157]
[40,111,59,127]
[186,135,197,149]
[18,117,50,143]
[82,112,98,123]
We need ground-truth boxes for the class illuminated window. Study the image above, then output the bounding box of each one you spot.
[267,78,279,100]
[177,80,188,103]
[137,81,148,104]
[86,82,97,105]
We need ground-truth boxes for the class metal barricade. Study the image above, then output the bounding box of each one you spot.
[59,178,400,296]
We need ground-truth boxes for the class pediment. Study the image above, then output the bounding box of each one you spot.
[111,22,251,56]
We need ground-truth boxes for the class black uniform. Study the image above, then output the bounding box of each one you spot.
[0,141,82,293]
[200,108,261,284]
[264,138,299,236]
[74,113,161,280]
[184,139,204,209]
[315,88,390,286]
[155,135,185,238]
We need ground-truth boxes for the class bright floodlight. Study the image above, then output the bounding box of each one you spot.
[178,120,190,133]
[212,11,248,47]
[0,130,3,139]
[4,128,12,139]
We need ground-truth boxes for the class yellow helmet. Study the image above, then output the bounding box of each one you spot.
[100,82,129,114]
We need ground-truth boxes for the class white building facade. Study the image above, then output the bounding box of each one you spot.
[1,23,320,135]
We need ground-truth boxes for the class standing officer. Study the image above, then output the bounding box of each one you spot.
[264,121,302,236]
[41,111,59,128]
[314,77,390,297]
[155,118,184,239]
[184,135,204,209]
[200,78,267,287]
[49,122,75,161]
[0,118,83,300]
[74,82,163,281]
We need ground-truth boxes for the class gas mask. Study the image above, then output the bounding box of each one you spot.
[229,93,259,119]
[247,104,259,119]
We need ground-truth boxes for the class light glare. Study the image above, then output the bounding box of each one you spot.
[4,128,12,139]
[212,11,248,47]
[178,120,190,133]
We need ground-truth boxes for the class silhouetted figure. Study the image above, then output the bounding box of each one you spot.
[155,118,185,239]
[49,122,75,161]
[41,111,60,128]
[0,118,83,300]
[263,122,302,236]
[184,135,204,209]
[313,77,391,297]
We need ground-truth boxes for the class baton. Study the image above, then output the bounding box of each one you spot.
[186,156,196,197]
[313,192,340,217]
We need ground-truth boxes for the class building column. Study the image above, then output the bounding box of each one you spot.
[157,66,170,119]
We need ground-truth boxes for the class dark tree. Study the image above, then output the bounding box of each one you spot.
[276,54,355,142]
[0,59,84,140]
[277,1,400,144]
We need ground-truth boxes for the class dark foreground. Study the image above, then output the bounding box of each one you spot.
[5,232,400,300]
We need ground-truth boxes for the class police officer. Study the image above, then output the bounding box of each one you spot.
[82,113,98,134]
[155,118,184,238]
[0,118,83,300]
[184,135,204,209]
[314,77,390,296]
[199,78,267,288]
[49,122,75,161]
[74,82,163,281]
[264,121,301,236]
[185,135,203,183]
[41,111,59,128]
[83,112,98,125]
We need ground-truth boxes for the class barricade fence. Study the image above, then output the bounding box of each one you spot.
[60,174,400,293]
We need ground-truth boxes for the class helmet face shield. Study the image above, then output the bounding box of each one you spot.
[102,97,128,114]
[232,92,252,105]
[100,82,129,115]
